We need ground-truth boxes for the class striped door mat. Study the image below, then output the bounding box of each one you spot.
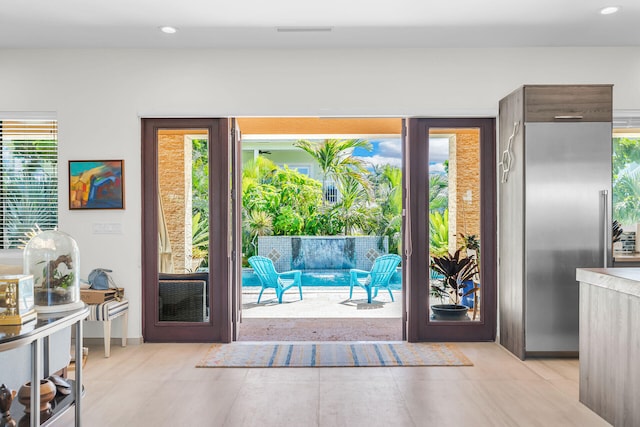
[196,342,472,368]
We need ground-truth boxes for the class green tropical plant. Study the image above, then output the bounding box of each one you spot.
[294,138,373,204]
[4,169,57,249]
[335,175,374,235]
[245,210,274,257]
[459,233,480,253]
[191,211,209,267]
[612,137,640,226]
[369,165,403,254]
[429,174,449,212]
[429,209,449,256]
[613,171,640,225]
[191,139,209,214]
[430,248,479,306]
[613,137,640,180]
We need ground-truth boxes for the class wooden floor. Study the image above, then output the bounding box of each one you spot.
[59,341,610,427]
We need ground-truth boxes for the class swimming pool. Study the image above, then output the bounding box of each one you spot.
[242,268,402,288]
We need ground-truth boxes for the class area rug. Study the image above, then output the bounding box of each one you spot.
[196,342,472,368]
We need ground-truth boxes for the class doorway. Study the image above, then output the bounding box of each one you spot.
[140,116,497,343]
[141,118,232,342]
[406,118,497,342]
[236,117,405,341]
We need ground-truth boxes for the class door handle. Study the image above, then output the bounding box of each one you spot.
[499,121,519,183]
[601,190,610,268]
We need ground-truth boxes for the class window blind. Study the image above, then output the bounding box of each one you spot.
[0,118,58,249]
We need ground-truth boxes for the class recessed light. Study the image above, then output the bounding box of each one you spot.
[600,6,620,15]
[160,26,177,34]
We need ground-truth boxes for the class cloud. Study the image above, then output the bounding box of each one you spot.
[429,162,446,174]
[429,137,449,163]
[377,140,402,157]
[356,155,402,168]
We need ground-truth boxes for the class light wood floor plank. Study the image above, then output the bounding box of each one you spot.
[57,341,610,427]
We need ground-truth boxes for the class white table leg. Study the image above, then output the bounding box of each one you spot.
[103,320,111,358]
[121,311,128,347]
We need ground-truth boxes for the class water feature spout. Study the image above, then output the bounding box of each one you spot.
[291,237,356,269]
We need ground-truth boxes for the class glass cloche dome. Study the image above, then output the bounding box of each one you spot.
[23,230,84,312]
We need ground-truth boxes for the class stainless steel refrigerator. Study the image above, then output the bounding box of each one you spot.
[498,85,613,359]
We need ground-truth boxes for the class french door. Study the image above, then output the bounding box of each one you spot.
[406,118,497,341]
[141,118,233,342]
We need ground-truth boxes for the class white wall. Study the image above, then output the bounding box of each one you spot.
[1,47,639,340]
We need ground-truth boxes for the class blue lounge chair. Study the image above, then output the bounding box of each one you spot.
[248,256,303,304]
[349,254,402,304]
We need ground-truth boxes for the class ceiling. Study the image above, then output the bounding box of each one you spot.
[1,0,639,48]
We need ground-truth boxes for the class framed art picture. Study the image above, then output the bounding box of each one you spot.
[69,160,125,209]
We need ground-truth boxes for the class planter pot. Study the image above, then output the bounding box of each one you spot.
[431,304,470,321]
[460,280,478,308]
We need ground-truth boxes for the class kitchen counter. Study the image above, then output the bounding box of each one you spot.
[576,267,640,296]
[613,252,640,262]
[576,267,640,426]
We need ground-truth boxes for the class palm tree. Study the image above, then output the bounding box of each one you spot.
[335,175,373,235]
[613,170,640,225]
[294,138,373,205]
[375,165,403,253]
[242,155,277,191]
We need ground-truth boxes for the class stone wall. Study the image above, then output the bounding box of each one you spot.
[447,129,481,253]
[158,134,193,273]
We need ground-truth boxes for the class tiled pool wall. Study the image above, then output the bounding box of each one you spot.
[619,231,636,253]
[257,236,389,271]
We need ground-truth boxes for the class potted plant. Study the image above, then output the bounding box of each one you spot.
[459,233,480,315]
[430,248,479,321]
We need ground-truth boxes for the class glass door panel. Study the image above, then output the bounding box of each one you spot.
[428,128,481,323]
[157,129,210,323]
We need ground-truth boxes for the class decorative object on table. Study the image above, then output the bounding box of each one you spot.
[0,384,17,427]
[46,375,72,397]
[82,268,123,303]
[429,248,479,321]
[68,160,124,209]
[23,230,84,313]
[87,268,114,290]
[79,288,124,304]
[16,379,56,413]
[0,275,36,325]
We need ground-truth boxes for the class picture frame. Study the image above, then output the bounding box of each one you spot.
[69,160,125,210]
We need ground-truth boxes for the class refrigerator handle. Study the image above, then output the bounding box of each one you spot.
[601,189,610,268]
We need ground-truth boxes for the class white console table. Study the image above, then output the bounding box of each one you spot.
[0,306,89,426]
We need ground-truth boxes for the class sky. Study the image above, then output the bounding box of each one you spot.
[352,138,449,173]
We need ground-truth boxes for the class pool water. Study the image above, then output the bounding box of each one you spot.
[242,268,402,288]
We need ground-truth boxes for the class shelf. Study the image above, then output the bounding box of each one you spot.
[5,380,80,426]
[0,307,88,427]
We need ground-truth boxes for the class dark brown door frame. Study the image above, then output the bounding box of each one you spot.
[407,117,497,342]
[141,118,232,342]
